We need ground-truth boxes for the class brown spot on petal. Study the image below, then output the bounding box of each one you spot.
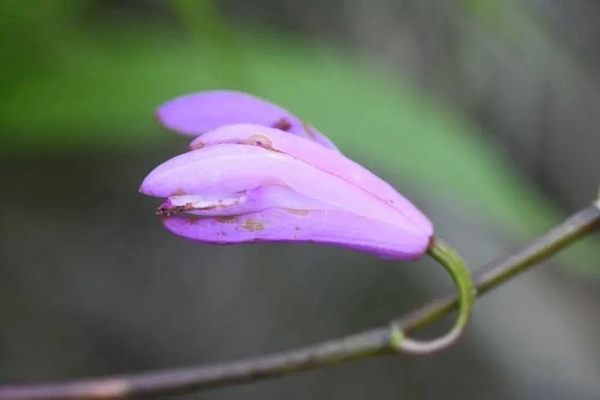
[191,141,205,150]
[285,209,311,216]
[273,118,292,131]
[195,198,244,212]
[216,215,239,224]
[171,188,186,196]
[241,134,273,149]
[243,219,265,232]
[156,203,195,217]
[302,122,318,140]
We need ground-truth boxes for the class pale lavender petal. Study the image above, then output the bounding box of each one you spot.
[189,124,432,235]
[161,208,430,260]
[156,90,338,150]
[140,144,429,236]
[157,185,339,217]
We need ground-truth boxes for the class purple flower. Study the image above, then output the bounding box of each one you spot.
[141,92,433,260]
[156,90,339,150]
[141,93,475,356]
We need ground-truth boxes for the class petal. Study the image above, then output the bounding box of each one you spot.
[139,144,429,236]
[158,185,339,217]
[161,208,430,260]
[190,124,433,235]
[156,90,338,150]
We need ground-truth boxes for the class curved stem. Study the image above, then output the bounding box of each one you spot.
[0,203,598,400]
[392,238,476,354]
[396,201,600,333]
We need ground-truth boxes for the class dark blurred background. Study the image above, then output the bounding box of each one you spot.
[1,1,599,399]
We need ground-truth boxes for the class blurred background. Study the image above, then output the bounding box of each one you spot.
[1,0,599,399]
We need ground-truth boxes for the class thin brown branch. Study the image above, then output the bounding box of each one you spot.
[1,203,598,400]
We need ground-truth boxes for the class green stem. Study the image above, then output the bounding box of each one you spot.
[0,202,598,400]
[392,238,476,354]
[397,202,600,333]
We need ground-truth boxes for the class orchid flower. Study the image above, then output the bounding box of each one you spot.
[155,90,339,150]
[141,90,475,354]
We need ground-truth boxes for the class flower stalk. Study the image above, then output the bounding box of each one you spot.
[0,202,597,400]
[392,238,476,355]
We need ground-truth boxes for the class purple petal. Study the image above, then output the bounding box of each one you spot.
[189,124,432,235]
[156,90,338,150]
[140,143,429,236]
[157,185,338,217]
[161,208,430,260]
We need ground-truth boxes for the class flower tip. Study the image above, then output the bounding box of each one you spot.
[138,176,153,196]
[139,172,164,197]
[154,108,166,126]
